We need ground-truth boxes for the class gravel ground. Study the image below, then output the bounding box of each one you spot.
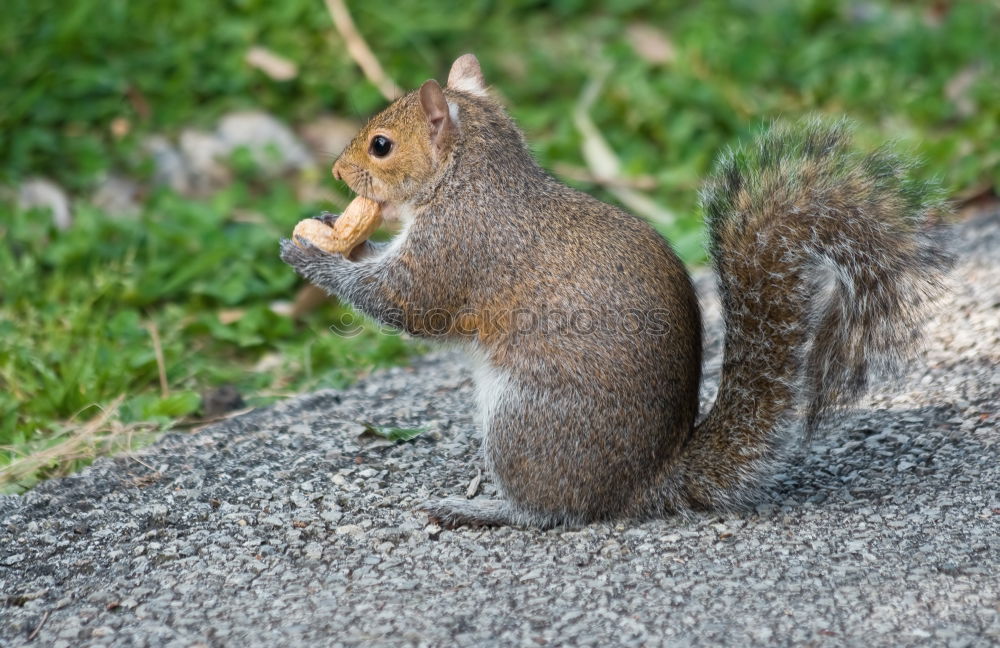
[2,211,998,648]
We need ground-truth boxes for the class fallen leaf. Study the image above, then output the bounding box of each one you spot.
[626,23,677,65]
[245,46,299,82]
[360,423,425,443]
[217,309,246,325]
[110,117,131,139]
[269,301,295,318]
[126,85,151,120]
[466,468,482,498]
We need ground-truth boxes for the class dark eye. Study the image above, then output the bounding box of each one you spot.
[369,135,393,158]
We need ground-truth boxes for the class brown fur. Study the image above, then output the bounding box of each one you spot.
[281,55,950,528]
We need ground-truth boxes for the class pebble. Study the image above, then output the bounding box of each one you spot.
[143,135,191,194]
[90,174,142,217]
[298,116,361,162]
[178,128,232,193]
[16,177,72,229]
[217,111,313,174]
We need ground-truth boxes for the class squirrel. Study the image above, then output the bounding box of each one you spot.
[281,54,951,528]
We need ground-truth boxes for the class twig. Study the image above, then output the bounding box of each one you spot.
[144,321,169,398]
[126,453,157,473]
[182,406,257,432]
[572,65,676,227]
[27,609,49,641]
[552,163,657,191]
[324,0,401,101]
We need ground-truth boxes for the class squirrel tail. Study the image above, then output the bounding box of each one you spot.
[674,118,952,510]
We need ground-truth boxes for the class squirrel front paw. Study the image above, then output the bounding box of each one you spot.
[280,235,321,264]
[279,236,344,282]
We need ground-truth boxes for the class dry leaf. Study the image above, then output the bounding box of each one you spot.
[110,117,131,139]
[269,301,295,318]
[245,46,299,82]
[126,85,151,120]
[626,23,677,66]
[217,309,246,325]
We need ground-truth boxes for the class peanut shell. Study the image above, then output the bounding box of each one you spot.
[292,196,382,254]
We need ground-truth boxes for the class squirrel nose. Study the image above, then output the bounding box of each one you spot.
[331,161,343,181]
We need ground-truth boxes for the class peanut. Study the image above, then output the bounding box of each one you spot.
[292,196,382,254]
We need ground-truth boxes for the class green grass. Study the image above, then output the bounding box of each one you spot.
[0,179,414,491]
[1,0,997,490]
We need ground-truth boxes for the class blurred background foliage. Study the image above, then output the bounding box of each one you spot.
[1,0,997,489]
[3,0,997,201]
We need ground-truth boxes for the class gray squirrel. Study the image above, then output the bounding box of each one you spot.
[280,54,951,528]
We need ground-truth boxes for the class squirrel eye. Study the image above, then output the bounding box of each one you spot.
[369,135,393,158]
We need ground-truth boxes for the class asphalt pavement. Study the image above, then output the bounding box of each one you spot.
[2,211,998,647]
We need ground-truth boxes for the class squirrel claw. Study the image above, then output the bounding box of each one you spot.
[279,237,332,271]
[313,211,339,227]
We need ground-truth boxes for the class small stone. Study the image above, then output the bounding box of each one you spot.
[17,177,72,229]
[335,524,363,536]
[216,111,313,175]
[90,174,142,217]
[201,385,245,418]
[179,129,232,193]
[304,542,323,560]
[299,116,362,161]
[321,510,343,524]
[143,135,190,194]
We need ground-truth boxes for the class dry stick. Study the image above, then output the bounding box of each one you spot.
[552,162,658,191]
[145,321,169,398]
[324,0,401,102]
[572,66,676,227]
[27,609,49,642]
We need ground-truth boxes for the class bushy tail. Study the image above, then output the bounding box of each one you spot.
[678,119,952,510]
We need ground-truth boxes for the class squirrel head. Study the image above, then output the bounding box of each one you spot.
[332,53,489,206]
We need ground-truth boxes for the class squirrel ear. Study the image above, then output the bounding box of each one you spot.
[418,79,454,152]
[447,53,486,96]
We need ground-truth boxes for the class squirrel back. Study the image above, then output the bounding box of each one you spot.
[282,55,951,526]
